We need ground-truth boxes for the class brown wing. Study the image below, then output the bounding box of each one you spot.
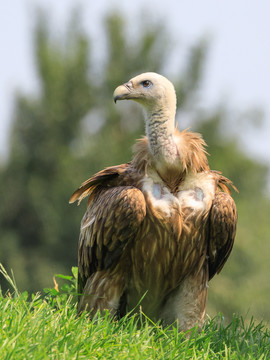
[75,182,146,297]
[69,163,130,205]
[207,191,237,280]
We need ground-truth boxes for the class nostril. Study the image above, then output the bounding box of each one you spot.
[124,81,133,91]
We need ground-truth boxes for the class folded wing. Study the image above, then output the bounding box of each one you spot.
[76,182,146,296]
[208,191,237,280]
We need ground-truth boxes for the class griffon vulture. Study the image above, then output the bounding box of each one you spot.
[70,72,237,331]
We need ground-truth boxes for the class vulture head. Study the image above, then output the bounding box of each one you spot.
[113,72,177,119]
[113,72,179,169]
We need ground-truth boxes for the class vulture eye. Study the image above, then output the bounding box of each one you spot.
[141,80,152,88]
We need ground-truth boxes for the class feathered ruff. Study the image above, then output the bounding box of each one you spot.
[70,129,237,206]
[174,129,209,173]
[132,128,209,176]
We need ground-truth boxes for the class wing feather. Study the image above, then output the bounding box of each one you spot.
[208,191,237,280]
[69,163,130,205]
[77,185,146,296]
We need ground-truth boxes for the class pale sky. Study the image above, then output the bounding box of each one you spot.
[1,0,270,164]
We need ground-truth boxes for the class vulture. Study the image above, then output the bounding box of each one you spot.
[70,72,237,332]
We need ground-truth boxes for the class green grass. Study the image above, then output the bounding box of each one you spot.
[0,265,269,360]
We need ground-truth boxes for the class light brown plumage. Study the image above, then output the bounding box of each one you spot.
[70,72,237,331]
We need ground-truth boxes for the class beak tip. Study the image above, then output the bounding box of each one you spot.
[113,84,132,104]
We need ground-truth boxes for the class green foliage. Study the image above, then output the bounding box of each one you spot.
[0,266,269,360]
[0,8,269,326]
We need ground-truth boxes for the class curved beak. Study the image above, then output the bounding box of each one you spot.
[113,81,133,103]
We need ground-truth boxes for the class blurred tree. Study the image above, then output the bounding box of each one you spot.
[0,9,269,323]
[0,11,94,290]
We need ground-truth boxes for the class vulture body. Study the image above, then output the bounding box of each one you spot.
[70,73,237,331]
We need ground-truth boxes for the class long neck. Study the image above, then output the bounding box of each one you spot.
[145,106,178,167]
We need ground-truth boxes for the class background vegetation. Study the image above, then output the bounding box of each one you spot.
[0,9,269,325]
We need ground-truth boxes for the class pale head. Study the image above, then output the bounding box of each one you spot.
[113,72,177,117]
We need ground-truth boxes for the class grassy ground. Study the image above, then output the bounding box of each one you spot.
[0,265,269,359]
